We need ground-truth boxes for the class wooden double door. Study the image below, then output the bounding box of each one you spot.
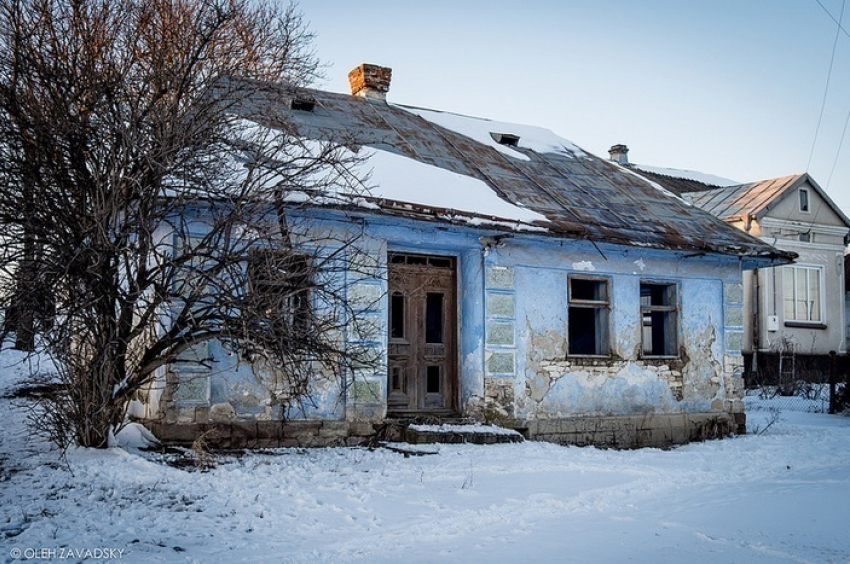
[387,253,458,416]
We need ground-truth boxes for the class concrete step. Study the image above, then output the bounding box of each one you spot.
[403,423,524,445]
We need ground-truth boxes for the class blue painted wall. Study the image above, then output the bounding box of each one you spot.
[160,209,745,425]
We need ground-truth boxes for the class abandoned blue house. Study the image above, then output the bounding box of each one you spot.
[136,65,795,448]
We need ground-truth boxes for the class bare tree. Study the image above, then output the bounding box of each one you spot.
[0,0,378,448]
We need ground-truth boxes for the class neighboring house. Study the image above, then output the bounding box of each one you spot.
[616,146,850,385]
[137,65,793,448]
[844,254,850,351]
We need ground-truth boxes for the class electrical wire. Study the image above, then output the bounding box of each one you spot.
[826,104,850,189]
[807,0,846,171]
[814,0,850,38]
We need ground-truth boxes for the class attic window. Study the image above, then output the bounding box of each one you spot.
[290,99,315,112]
[799,188,810,213]
[490,132,520,147]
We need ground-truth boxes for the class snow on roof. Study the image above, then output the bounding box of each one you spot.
[361,148,548,225]
[224,78,795,263]
[400,105,587,161]
[632,164,739,187]
[611,161,692,206]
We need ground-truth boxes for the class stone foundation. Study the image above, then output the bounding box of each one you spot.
[142,411,741,450]
[515,412,737,449]
[142,419,380,448]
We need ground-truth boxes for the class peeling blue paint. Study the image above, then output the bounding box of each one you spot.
[158,209,747,427]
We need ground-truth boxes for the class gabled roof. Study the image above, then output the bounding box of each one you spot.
[234,79,794,265]
[683,174,805,221]
[678,173,850,229]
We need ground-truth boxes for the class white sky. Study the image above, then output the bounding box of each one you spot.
[300,0,850,222]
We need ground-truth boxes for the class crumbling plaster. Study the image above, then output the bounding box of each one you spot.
[154,210,746,438]
[491,241,738,421]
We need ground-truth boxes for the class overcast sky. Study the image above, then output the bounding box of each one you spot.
[300,0,850,219]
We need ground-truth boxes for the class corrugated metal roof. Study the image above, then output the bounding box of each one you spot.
[234,79,793,265]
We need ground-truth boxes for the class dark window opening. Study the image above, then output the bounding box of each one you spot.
[407,255,428,266]
[390,292,405,339]
[291,99,315,112]
[799,188,810,212]
[800,188,809,212]
[429,257,451,268]
[641,283,678,356]
[425,293,444,344]
[799,232,811,243]
[568,277,609,356]
[490,132,520,147]
[426,366,441,393]
[388,253,455,268]
[571,278,607,301]
[247,249,312,349]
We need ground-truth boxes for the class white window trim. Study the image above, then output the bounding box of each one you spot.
[781,264,825,325]
[798,188,811,214]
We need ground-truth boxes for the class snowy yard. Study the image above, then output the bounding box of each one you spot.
[2,350,849,563]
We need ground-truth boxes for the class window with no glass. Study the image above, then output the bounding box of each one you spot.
[247,249,312,341]
[425,293,444,344]
[426,366,441,393]
[389,292,405,340]
[568,277,610,356]
[641,282,678,357]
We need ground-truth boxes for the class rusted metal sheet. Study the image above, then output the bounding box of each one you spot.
[654,173,804,222]
[240,80,794,264]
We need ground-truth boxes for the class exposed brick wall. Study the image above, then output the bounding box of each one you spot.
[348,64,392,99]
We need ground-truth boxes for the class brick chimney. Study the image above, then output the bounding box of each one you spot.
[348,64,392,101]
[608,144,629,165]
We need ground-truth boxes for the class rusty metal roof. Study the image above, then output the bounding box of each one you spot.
[236,80,794,266]
[682,174,807,221]
[679,173,850,230]
[630,167,726,195]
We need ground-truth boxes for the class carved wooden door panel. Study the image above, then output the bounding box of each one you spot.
[387,253,457,416]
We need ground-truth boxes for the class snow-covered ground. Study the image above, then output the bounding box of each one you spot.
[2,348,849,564]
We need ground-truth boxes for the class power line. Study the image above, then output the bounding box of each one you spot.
[814,0,850,38]
[807,0,846,171]
[826,104,850,188]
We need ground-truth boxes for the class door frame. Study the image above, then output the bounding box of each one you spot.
[386,250,461,417]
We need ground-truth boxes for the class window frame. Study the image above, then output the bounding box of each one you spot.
[246,248,313,339]
[640,281,679,359]
[799,188,810,213]
[781,264,825,326]
[567,275,611,357]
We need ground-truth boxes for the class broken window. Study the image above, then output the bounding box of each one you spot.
[425,293,444,344]
[641,282,678,357]
[782,265,822,323]
[290,98,316,112]
[389,292,405,340]
[490,132,520,147]
[247,249,312,346]
[568,277,609,356]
